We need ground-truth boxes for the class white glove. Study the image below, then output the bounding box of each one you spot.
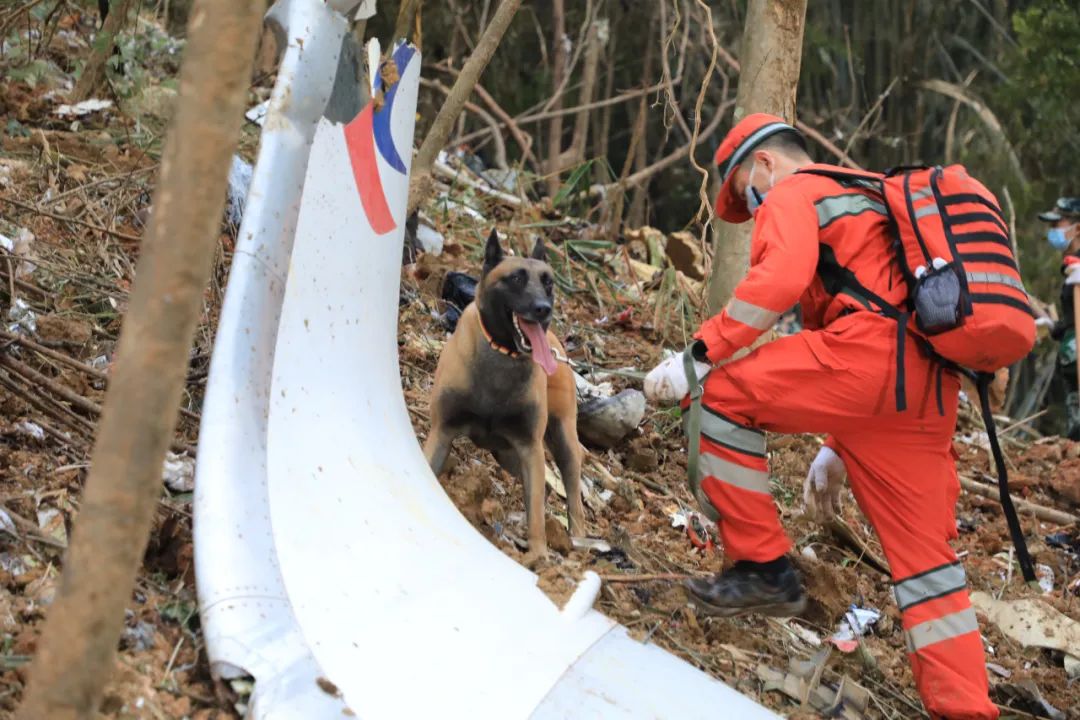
[803,446,846,524]
[644,353,711,406]
[1035,317,1054,329]
[1065,264,1080,286]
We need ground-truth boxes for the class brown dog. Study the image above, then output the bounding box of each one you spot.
[424,230,585,561]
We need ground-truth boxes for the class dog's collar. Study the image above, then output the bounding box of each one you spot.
[478,311,526,359]
[476,311,570,365]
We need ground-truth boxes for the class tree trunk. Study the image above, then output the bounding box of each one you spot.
[705,0,808,316]
[71,0,137,102]
[14,0,264,716]
[393,0,422,44]
[408,0,524,214]
[544,0,568,197]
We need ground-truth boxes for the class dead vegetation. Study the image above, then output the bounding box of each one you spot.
[0,2,1077,719]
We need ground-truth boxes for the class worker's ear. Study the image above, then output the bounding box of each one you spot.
[753,149,775,174]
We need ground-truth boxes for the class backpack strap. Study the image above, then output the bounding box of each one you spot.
[816,245,910,412]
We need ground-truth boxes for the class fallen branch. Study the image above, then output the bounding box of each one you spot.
[0,329,108,381]
[433,160,522,206]
[0,370,91,447]
[960,475,1078,525]
[828,517,891,576]
[0,195,141,243]
[598,573,692,583]
[0,353,199,450]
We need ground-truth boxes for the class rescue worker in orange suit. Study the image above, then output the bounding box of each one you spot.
[644,114,997,719]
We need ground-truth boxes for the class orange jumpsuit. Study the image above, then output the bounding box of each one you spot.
[692,163,997,719]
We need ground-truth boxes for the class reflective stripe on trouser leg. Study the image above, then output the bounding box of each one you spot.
[897,573,995,719]
[696,436,790,563]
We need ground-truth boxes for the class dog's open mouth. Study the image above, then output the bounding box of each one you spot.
[512,314,557,376]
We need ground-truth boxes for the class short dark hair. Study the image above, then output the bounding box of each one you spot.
[741,129,811,166]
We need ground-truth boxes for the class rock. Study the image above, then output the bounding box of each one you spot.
[577,389,646,449]
[624,226,666,266]
[665,230,706,280]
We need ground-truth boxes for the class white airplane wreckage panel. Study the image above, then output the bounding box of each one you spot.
[193,1,781,717]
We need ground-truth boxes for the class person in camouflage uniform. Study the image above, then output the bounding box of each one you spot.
[1041,197,1080,440]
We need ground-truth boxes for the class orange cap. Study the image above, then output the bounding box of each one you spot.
[713,113,796,223]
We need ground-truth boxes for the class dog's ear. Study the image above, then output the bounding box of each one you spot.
[482,229,504,274]
[530,237,547,262]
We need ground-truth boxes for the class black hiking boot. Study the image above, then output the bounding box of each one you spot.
[684,557,807,618]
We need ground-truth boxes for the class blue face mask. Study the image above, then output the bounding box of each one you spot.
[1048,225,1075,251]
[744,161,773,215]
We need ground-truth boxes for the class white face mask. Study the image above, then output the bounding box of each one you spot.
[744,161,775,215]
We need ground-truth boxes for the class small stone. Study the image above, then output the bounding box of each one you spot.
[577,389,646,449]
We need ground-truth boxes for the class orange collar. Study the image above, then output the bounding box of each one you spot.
[477,311,526,359]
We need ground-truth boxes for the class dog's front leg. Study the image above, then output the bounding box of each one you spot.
[520,442,548,565]
[423,425,454,476]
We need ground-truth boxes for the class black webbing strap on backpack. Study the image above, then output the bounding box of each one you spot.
[819,244,1037,585]
[968,368,1038,585]
[817,246,910,412]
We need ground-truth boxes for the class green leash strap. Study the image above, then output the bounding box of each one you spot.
[682,347,719,522]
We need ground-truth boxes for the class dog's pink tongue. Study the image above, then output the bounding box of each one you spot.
[520,320,557,375]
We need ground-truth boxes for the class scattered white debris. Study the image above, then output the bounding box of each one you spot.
[1,228,38,278]
[90,355,110,371]
[8,298,37,334]
[434,195,487,221]
[571,537,612,553]
[669,510,689,530]
[1037,563,1055,594]
[36,508,67,546]
[800,545,818,560]
[0,508,15,536]
[16,421,45,441]
[54,98,113,117]
[972,592,1080,660]
[226,155,254,227]
[790,622,823,648]
[415,222,444,256]
[163,452,196,493]
[354,0,377,20]
[245,100,270,127]
[829,606,881,652]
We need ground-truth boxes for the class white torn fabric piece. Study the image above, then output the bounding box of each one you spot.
[55,99,112,117]
[163,452,196,493]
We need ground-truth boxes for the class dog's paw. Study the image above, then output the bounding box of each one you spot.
[522,548,549,570]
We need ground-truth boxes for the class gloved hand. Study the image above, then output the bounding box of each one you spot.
[803,446,846,524]
[1065,263,1080,286]
[644,352,711,406]
[1035,317,1055,329]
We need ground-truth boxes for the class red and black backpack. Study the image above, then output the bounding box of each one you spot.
[801,164,1039,584]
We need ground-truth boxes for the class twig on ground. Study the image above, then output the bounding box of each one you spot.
[0,329,108,380]
[597,573,691,583]
[960,474,1078,525]
[0,196,141,243]
[0,353,198,453]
